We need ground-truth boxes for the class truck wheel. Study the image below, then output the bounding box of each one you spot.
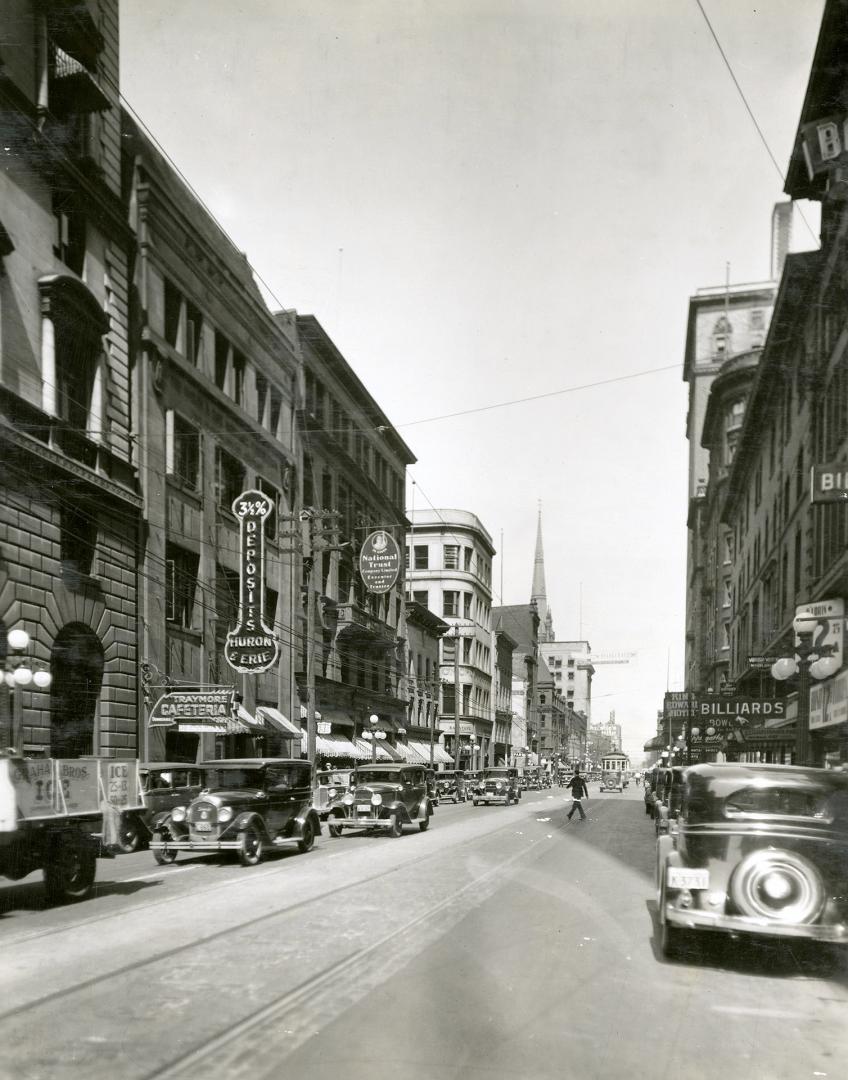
[116,818,142,855]
[43,842,97,904]
[238,825,264,866]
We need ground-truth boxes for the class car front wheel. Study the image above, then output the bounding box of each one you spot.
[388,813,403,838]
[238,825,264,866]
[328,821,342,838]
[297,819,315,854]
[419,812,430,832]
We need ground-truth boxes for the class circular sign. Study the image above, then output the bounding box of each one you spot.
[359,530,401,594]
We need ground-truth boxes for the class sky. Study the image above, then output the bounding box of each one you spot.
[119,0,825,763]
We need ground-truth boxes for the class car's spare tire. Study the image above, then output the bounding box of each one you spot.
[729,848,825,924]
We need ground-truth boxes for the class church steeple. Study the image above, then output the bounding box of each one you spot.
[531,502,555,642]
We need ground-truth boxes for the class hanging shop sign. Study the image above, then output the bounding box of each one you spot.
[810,669,848,731]
[811,464,848,504]
[225,490,281,674]
[359,530,401,594]
[149,689,237,729]
[696,696,787,723]
[794,599,844,669]
[800,115,848,179]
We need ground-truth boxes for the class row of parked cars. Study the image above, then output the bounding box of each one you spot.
[643,759,848,961]
[120,760,531,870]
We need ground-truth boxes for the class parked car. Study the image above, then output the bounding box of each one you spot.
[435,770,468,803]
[600,771,623,793]
[116,762,205,853]
[150,758,320,867]
[473,767,521,806]
[654,766,687,838]
[325,764,433,837]
[656,762,848,960]
[644,767,661,817]
[313,768,354,820]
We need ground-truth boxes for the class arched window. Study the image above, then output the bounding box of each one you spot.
[50,623,104,757]
[712,314,732,360]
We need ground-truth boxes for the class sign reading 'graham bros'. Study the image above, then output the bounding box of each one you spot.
[359,530,401,594]
[225,490,280,674]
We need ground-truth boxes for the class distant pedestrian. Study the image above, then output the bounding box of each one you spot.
[566,769,589,821]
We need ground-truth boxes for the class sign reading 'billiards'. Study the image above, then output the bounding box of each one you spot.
[225,490,280,674]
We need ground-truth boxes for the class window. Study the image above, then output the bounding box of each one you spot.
[60,504,97,577]
[256,374,268,425]
[257,477,280,541]
[167,545,199,628]
[214,447,245,510]
[413,590,428,607]
[462,638,471,663]
[185,301,202,367]
[444,545,460,570]
[270,388,283,436]
[443,637,456,663]
[264,586,278,631]
[723,534,733,565]
[52,192,85,276]
[463,593,472,620]
[443,591,459,618]
[750,309,765,330]
[232,351,245,406]
[214,331,229,391]
[414,545,429,570]
[464,547,472,572]
[164,279,182,348]
[166,411,200,490]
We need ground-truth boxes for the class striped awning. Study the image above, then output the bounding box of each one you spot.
[301,733,369,760]
[408,740,454,766]
[354,738,405,762]
[255,707,302,737]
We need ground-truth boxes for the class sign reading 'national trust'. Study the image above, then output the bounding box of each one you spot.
[225,490,280,674]
[359,530,401,594]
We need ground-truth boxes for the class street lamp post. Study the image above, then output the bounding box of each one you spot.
[771,610,840,767]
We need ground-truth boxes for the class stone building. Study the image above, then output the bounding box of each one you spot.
[408,510,496,770]
[404,599,452,766]
[0,0,141,757]
[295,315,415,762]
[122,113,303,762]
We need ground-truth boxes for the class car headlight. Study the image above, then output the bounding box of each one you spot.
[172,806,186,822]
[218,806,233,823]
[328,787,337,799]
[343,793,354,805]
[495,782,503,790]
[371,793,382,806]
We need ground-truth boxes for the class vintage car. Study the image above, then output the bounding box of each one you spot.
[313,768,354,820]
[644,767,661,817]
[654,766,687,838]
[600,770,623,793]
[435,770,467,803]
[116,762,205,853]
[150,758,320,867]
[424,768,440,807]
[325,764,433,837]
[656,763,848,960]
[473,767,521,806]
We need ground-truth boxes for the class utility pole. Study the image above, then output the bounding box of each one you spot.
[300,509,317,768]
[453,625,461,769]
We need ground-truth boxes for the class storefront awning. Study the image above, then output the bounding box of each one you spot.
[354,738,404,762]
[407,740,454,765]
[255,707,302,737]
[302,733,369,760]
[299,705,322,721]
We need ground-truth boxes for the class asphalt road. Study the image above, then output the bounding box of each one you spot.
[1,784,846,1080]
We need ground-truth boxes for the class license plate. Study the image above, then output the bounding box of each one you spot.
[667,867,709,890]
[356,804,371,814]
[194,821,212,832]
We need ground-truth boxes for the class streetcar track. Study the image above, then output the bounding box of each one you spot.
[146,829,548,1080]
[0,800,555,1025]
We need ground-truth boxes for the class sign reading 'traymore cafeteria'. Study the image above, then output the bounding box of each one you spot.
[359,530,401,594]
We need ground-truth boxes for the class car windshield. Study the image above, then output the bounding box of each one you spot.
[204,768,264,790]
[484,770,509,778]
[356,770,402,786]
